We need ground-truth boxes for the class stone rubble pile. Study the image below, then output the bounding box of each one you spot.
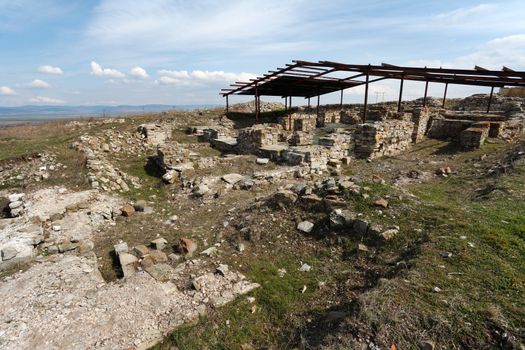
[155,143,196,184]
[0,153,62,187]
[7,193,25,217]
[73,134,142,192]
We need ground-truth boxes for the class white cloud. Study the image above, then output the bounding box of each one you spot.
[129,66,149,79]
[38,65,63,75]
[156,70,256,85]
[90,61,126,78]
[29,96,65,104]
[25,79,51,88]
[0,86,16,95]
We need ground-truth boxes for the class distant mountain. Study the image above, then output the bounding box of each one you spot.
[0,104,220,121]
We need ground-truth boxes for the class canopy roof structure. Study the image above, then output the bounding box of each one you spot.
[221,60,525,98]
[220,60,525,120]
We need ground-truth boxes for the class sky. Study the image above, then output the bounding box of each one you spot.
[0,0,525,107]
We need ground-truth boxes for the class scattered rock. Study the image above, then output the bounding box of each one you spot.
[297,220,314,233]
[145,263,173,282]
[192,183,210,197]
[114,242,129,256]
[1,247,18,261]
[151,237,168,250]
[440,251,453,258]
[149,250,168,263]
[216,264,229,276]
[120,204,135,217]
[277,268,287,277]
[256,158,269,165]
[381,228,399,240]
[178,238,197,257]
[201,246,218,257]
[329,209,355,228]
[373,198,389,208]
[298,263,311,272]
[132,245,150,258]
[357,243,369,252]
[221,173,244,185]
[118,252,138,278]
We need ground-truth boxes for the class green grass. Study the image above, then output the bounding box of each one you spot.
[154,254,328,350]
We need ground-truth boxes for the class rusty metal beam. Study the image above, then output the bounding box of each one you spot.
[397,75,404,112]
[487,86,495,113]
[423,80,429,107]
[442,83,449,108]
[363,70,369,122]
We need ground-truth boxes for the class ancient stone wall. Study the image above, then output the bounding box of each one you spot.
[279,113,316,132]
[354,120,414,159]
[411,107,432,143]
[237,124,283,153]
[427,118,473,140]
[460,124,489,149]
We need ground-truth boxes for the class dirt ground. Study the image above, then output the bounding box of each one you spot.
[0,109,524,350]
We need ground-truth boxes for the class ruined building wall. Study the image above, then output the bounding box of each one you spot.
[411,107,432,143]
[236,124,283,153]
[354,120,414,159]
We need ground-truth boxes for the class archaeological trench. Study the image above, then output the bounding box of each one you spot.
[1,62,525,349]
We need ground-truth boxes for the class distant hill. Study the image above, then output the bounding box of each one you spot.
[0,104,219,122]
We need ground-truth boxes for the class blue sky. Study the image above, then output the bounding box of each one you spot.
[0,0,524,106]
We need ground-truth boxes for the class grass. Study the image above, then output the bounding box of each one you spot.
[153,254,326,350]
[152,143,525,349]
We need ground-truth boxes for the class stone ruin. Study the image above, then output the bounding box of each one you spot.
[187,93,525,170]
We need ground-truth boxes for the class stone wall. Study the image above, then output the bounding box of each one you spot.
[354,120,414,159]
[411,107,432,143]
[289,131,313,146]
[137,124,172,146]
[279,113,316,132]
[237,124,283,153]
[460,124,489,149]
[427,118,473,140]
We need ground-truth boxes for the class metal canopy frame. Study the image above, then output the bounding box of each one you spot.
[221,60,525,121]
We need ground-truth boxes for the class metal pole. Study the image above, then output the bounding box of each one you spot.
[308,97,311,108]
[423,81,429,107]
[340,89,344,108]
[487,86,494,113]
[289,96,292,111]
[284,96,287,111]
[397,76,404,113]
[363,70,369,122]
[316,94,320,117]
[255,84,259,123]
[442,83,448,108]
[225,95,229,113]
